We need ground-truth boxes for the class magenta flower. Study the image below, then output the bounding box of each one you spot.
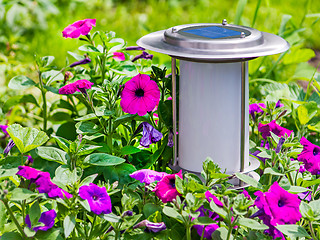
[16,166,42,180]
[297,137,320,175]
[59,79,94,95]
[59,82,78,95]
[0,125,8,137]
[133,220,166,233]
[258,120,293,139]
[139,122,163,148]
[4,139,15,156]
[153,170,182,203]
[193,191,223,239]
[26,209,56,232]
[129,169,168,184]
[120,74,160,116]
[249,103,266,121]
[275,100,284,108]
[79,183,112,215]
[253,182,301,239]
[113,52,125,61]
[62,19,96,38]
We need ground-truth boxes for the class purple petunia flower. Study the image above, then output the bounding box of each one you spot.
[62,19,96,38]
[297,137,320,175]
[139,122,163,148]
[258,120,293,139]
[26,209,56,232]
[249,103,266,121]
[69,57,91,67]
[17,166,42,180]
[79,183,112,215]
[133,220,166,233]
[4,139,15,156]
[132,51,153,62]
[168,130,174,148]
[193,191,223,239]
[253,182,301,239]
[153,170,182,203]
[129,169,168,185]
[275,137,285,154]
[275,100,284,108]
[126,46,145,51]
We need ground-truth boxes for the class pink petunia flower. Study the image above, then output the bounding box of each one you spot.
[59,79,94,95]
[297,137,320,175]
[59,82,78,95]
[130,169,168,185]
[153,170,182,203]
[74,79,94,92]
[249,103,266,121]
[252,182,301,239]
[113,52,125,61]
[62,19,96,38]
[120,74,160,116]
[258,120,293,139]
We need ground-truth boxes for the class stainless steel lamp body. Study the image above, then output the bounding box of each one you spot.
[178,60,249,174]
[137,22,289,176]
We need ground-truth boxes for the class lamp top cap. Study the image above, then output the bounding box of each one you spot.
[137,22,289,62]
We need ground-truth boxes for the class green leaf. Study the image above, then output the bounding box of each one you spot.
[24,226,36,238]
[0,201,6,231]
[102,163,136,187]
[84,153,125,166]
[35,229,63,240]
[192,217,216,226]
[276,224,310,239]
[235,172,262,189]
[212,227,232,240]
[238,218,268,230]
[36,147,69,165]
[50,100,74,112]
[52,136,70,152]
[4,94,39,112]
[79,44,101,53]
[300,201,313,220]
[29,201,41,225]
[101,213,121,223]
[287,186,310,194]
[210,200,227,218]
[78,145,102,156]
[309,199,320,216]
[40,56,55,67]
[1,232,23,240]
[7,124,49,154]
[297,102,318,125]
[79,199,91,211]
[42,70,63,83]
[163,206,183,222]
[74,113,97,121]
[80,174,98,186]
[63,215,76,238]
[53,165,80,185]
[264,167,284,176]
[76,122,101,134]
[120,146,141,155]
[10,188,38,201]
[158,100,173,128]
[8,75,36,90]
[234,0,247,25]
[143,203,162,219]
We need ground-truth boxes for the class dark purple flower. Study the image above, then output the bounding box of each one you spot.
[126,46,145,51]
[69,57,91,67]
[253,182,301,239]
[275,137,285,154]
[168,130,174,148]
[133,220,166,233]
[258,120,293,139]
[249,103,266,121]
[25,209,56,232]
[140,122,163,148]
[79,183,112,215]
[4,139,15,156]
[25,155,34,164]
[132,51,153,62]
[275,100,284,108]
[193,191,223,239]
[297,137,320,175]
[153,170,182,203]
[129,169,168,184]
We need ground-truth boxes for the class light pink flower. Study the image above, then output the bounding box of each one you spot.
[113,52,125,61]
[62,19,96,38]
[120,74,160,116]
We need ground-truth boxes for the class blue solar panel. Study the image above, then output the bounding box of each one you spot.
[182,26,241,39]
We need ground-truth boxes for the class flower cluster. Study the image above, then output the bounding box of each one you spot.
[253,182,301,239]
[16,166,72,199]
[258,120,293,139]
[59,79,94,95]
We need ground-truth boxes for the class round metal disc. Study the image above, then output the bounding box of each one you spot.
[137,23,290,62]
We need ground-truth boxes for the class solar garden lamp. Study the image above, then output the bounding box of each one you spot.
[137,20,289,186]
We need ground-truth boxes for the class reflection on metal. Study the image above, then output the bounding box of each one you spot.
[171,57,178,166]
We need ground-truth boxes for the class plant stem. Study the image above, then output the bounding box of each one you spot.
[309,222,318,240]
[38,71,47,133]
[226,225,233,240]
[2,200,27,240]
[88,214,97,240]
[186,224,192,240]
